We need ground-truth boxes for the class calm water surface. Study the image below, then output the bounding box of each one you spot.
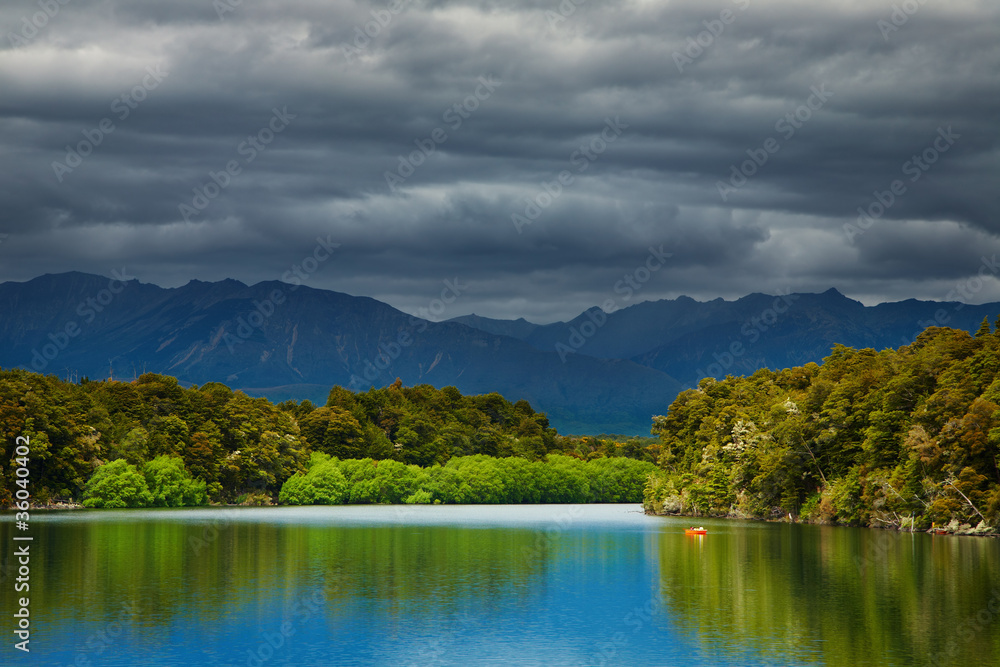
[1,505,998,666]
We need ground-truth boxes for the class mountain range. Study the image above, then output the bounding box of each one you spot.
[2,272,998,435]
[449,287,1000,385]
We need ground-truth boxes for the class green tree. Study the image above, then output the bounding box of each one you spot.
[976,316,992,338]
[143,455,207,507]
[279,458,350,505]
[82,460,152,508]
[299,407,366,459]
[115,426,150,465]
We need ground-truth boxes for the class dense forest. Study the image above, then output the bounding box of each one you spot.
[7,320,1000,530]
[644,322,1000,533]
[0,370,657,507]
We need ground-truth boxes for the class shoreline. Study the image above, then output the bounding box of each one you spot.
[642,507,1000,538]
[10,502,999,537]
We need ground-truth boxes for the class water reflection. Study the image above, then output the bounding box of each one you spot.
[654,519,1000,667]
[1,507,997,667]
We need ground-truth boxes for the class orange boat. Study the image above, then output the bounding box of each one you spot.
[685,527,707,535]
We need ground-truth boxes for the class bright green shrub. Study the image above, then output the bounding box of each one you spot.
[143,455,208,507]
[279,459,349,505]
[83,459,153,508]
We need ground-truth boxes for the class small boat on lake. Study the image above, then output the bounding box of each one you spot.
[685,527,707,535]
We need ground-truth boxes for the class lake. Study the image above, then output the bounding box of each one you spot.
[1,504,998,666]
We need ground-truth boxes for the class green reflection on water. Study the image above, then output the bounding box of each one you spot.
[654,520,1000,667]
[3,508,999,667]
[18,513,552,619]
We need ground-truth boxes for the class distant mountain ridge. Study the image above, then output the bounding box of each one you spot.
[451,287,1000,388]
[447,314,540,340]
[3,272,998,435]
[0,272,681,434]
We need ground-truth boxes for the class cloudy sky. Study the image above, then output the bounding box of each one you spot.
[1,0,998,323]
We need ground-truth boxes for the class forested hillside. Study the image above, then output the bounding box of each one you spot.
[0,272,682,435]
[0,370,656,507]
[644,322,1000,533]
[12,318,1000,529]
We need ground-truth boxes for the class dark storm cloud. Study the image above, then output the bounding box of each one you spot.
[0,0,998,322]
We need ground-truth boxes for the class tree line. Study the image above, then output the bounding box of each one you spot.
[0,370,657,507]
[280,453,656,506]
[644,321,1000,533]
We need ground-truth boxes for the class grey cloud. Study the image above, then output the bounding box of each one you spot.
[0,0,998,323]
